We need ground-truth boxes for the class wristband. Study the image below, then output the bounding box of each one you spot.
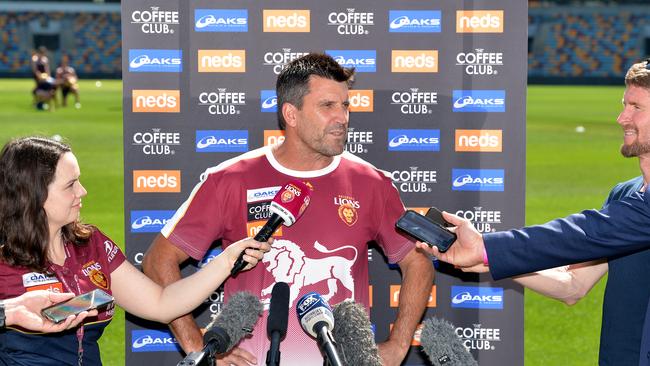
[482,247,489,265]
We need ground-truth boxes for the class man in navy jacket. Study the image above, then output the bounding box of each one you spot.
[419,60,650,365]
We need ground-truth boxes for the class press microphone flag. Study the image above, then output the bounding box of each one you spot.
[266,282,290,366]
[231,180,312,275]
[420,317,478,366]
[296,292,343,366]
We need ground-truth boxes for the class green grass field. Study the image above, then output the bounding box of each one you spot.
[0,79,639,365]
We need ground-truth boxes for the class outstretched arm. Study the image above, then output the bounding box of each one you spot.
[4,290,96,332]
[513,260,608,305]
[378,248,434,366]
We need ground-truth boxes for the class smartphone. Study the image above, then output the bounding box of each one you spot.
[396,210,456,252]
[425,207,452,227]
[41,289,114,323]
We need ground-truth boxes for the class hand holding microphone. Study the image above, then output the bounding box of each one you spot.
[231,180,312,276]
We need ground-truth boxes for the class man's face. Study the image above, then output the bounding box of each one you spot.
[293,76,350,157]
[617,84,650,158]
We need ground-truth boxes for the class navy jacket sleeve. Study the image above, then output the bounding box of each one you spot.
[485,189,650,280]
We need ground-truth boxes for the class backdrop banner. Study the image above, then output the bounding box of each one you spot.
[122,1,527,364]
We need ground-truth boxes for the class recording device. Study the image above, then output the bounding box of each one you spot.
[296,292,343,366]
[420,317,478,366]
[231,180,312,276]
[395,210,456,252]
[331,300,382,366]
[178,292,262,366]
[41,289,113,323]
[266,282,290,366]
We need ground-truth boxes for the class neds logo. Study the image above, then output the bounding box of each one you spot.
[132,90,179,113]
[263,10,310,32]
[455,130,502,152]
[348,90,373,112]
[264,130,285,146]
[198,50,245,72]
[133,170,180,193]
[392,50,438,73]
[456,10,504,33]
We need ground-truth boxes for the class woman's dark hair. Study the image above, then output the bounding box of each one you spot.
[0,137,93,272]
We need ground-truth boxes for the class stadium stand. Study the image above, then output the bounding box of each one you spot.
[0,2,120,78]
[1,1,650,82]
[529,5,650,83]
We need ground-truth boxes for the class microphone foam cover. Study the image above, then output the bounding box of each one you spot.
[210,291,263,352]
[267,282,290,338]
[420,317,478,366]
[332,300,382,366]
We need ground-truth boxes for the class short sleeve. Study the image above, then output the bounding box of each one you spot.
[94,230,126,274]
[374,178,414,264]
[161,171,227,260]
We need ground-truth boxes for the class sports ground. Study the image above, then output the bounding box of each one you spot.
[0,79,638,365]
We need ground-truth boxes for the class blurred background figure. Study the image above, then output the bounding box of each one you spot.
[30,46,57,111]
[56,54,80,109]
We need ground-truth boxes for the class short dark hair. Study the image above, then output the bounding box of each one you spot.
[0,136,93,272]
[276,53,354,129]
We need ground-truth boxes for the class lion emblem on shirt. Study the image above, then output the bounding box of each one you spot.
[261,239,358,308]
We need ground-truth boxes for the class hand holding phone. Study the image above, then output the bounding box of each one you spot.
[41,289,114,323]
[396,210,456,252]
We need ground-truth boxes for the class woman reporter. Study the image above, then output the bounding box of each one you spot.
[0,136,270,365]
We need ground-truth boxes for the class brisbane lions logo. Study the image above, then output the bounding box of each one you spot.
[261,239,358,308]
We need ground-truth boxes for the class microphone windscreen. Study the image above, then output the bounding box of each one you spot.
[420,317,478,366]
[332,300,382,366]
[270,180,311,226]
[208,291,263,352]
[267,282,290,338]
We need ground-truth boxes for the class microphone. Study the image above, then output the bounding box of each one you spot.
[177,292,262,366]
[266,282,290,366]
[296,292,343,366]
[231,180,312,276]
[420,317,478,366]
[331,300,382,366]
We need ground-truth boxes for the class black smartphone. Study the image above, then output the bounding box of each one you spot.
[41,289,114,323]
[425,207,452,227]
[396,210,456,252]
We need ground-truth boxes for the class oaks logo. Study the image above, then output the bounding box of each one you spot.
[263,10,310,32]
[391,50,438,72]
[198,50,245,72]
[456,10,504,33]
[132,90,179,113]
[133,170,180,193]
[348,90,373,112]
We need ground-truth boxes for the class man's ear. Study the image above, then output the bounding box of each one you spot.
[282,102,298,128]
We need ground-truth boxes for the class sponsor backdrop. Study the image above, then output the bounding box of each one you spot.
[122,1,526,365]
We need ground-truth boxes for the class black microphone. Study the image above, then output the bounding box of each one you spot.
[420,317,478,366]
[231,180,312,276]
[296,292,343,366]
[331,300,382,366]
[177,292,262,366]
[266,282,290,366]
